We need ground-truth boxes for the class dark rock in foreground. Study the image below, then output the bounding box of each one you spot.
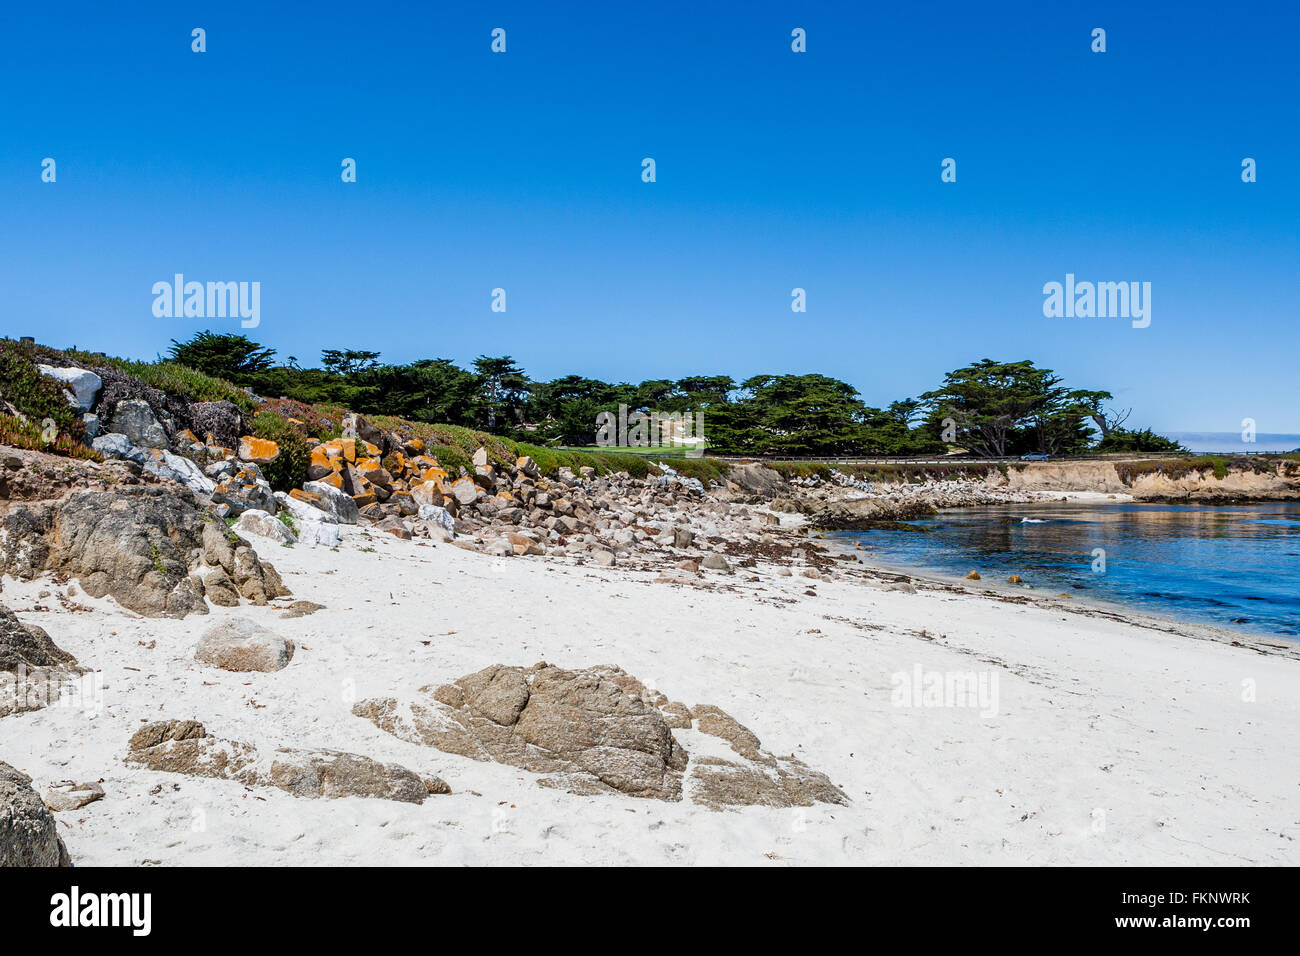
[0,760,72,866]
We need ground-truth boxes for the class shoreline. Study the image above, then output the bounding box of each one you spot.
[811,496,1299,652]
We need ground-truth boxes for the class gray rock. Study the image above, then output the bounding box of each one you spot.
[211,465,276,516]
[106,399,170,449]
[205,458,237,480]
[234,509,296,545]
[700,553,731,572]
[91,432,147,464]
[82,413,101,439]
[0,760,72,866]
[417,503,456,536]
[303,481,360,525]
[144,450,217,495]
[194,617,295,672]
[273,493,341,547]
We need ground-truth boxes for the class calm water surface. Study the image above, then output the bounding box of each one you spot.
[831,502,1300,639]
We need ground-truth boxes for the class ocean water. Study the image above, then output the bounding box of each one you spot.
[1166,432,1300,454]
[831,502,1300,639]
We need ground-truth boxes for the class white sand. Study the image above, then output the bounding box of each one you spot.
[4,524,1296,866]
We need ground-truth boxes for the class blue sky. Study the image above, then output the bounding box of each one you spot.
[2,1,1297,433]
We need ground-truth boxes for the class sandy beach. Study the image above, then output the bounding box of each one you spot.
[5,514,1296,866]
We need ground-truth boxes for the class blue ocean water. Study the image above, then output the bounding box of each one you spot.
[1166,432,1300,454]
[831,502,1300,639]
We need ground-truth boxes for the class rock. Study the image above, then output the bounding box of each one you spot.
[507,532,544,556]
[471,447,489,468]
[37,364,102,411]
[124,720,441,804]
[91,432,147,464]
[591,549,616,567]
[417,503,456,537]
[723,463,787,498]
[235,508,297,545]
[672,527,694,549]
[374,515,411,540]
[0,487,288,618]
[238,436,280,464]
[303,481,361,524]
[0,602,78,674]
[341,413,390,455]
[106,399,169,449]
[0,761,72,866]
[211,465,276,516]
[194,618,294,672]
[965,570,981,581]
[356,664,847,811]
[144,450,217,495]
[280,601,326,619]
[1008,574,1022,584]
[82,413,101,439]
[700,553,731,572]
[43,781,105,813]
[188,401,244,449]
[272,492,340,547]
[450,477,480,506]
[693,705,765,761]
[355,662,689,801]
[0,602,86,717]
[688,755,848,811]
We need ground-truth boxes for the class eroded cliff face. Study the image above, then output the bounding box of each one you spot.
[994,462,1129,494]
[997,459,1300,501]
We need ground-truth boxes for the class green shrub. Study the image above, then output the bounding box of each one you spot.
[251,411,313,491]
[0,341,86,442]
[59,349,257,413]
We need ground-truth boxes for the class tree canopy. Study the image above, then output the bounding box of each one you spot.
[164,332,1173,458]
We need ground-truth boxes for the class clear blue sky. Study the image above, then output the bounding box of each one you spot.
[2,1,1297,433]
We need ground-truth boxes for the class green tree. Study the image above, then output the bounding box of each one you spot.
[168,332,276,384]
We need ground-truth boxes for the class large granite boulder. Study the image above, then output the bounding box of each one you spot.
[0,487,289,618]
[355,662,691,801]
[356,663,848,810]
